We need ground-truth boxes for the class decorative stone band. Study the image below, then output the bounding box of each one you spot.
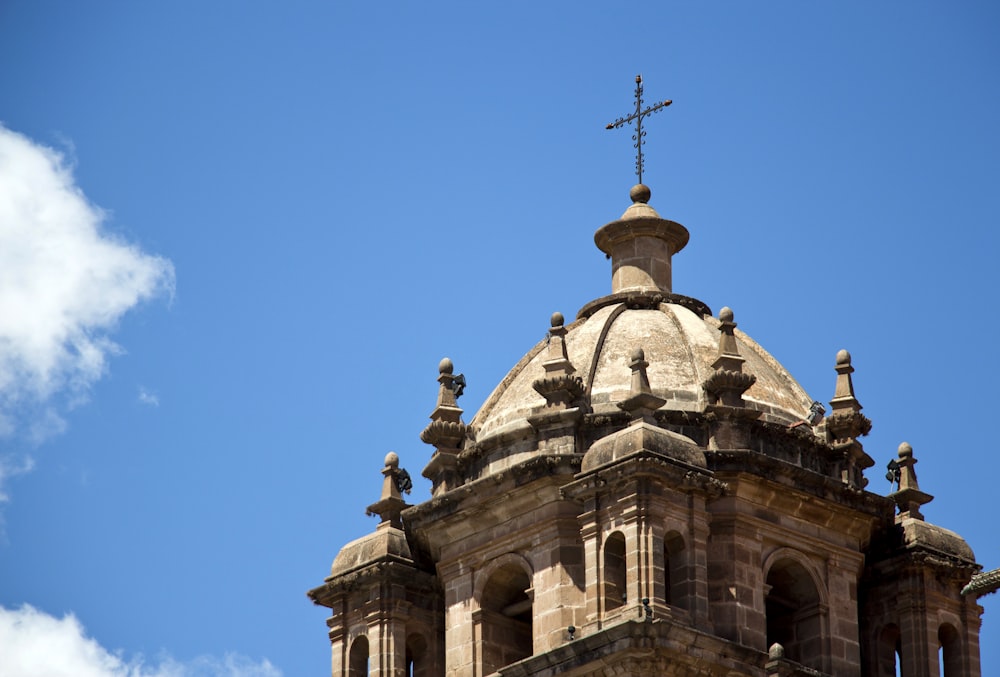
[419,419,469,448]
[703,369,757,400]
[576,290,710,320]
[532,374,585,403]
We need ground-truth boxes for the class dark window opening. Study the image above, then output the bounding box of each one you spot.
[664,531,686,609]
[349,635,369,677]
[480,563,532,674]
[604,531,627,612]
[939,623,961,677]
[765,559,823,671]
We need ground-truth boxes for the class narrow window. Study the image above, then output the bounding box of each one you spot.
[664,531,686,609]
[405,633,428,677]
[939,624,961,677]
[349,635,369,677]
[876,624,901,677]
[603,531,627,612]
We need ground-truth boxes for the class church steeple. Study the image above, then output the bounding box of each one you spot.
[312,77,990,677]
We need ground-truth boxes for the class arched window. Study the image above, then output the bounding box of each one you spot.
[480,562,532,674]
[765,558,824,670]
[349,635,369,677]
[664,531,686,609]
[876,624,901,677]
[603,531,627,612]
[939,623,961,677]
[405,633,428,677]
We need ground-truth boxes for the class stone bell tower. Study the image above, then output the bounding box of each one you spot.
[308,78,989,677]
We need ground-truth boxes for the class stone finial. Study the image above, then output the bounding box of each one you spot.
[594,185,690,294]
[542,312,573,374]
[831,349,856,401]
[434,358,460,408]
[889,441,934,520]
[630,184,651,204]
[532,312,584,409]
[617,347,666,422]
[421,358,470,496]
[366,451,411,528]
[714,307,741,366]
[704,307,757,408]
[826,350,874,487]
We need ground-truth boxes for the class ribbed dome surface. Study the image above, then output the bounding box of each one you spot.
[471,299,813,444]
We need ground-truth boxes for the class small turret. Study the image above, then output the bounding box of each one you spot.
[594,185,689,294]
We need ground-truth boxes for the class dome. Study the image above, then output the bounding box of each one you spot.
[900,517,976,564]
[472,298,813,445]
[468,185,815,447]
[581,418,706,472]
[328,526,413,579]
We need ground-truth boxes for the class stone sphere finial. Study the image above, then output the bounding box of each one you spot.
[898,441,913,458]
[630,347,646,362]
[384,451,399,468]
[836,349,851,366]
[768,643,785,659]
[719,306,734,322]
[439,357,454,375]
[550,311,564,328]
[629,184,651,204]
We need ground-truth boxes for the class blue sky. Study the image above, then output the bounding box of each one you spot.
[1,3,997,675]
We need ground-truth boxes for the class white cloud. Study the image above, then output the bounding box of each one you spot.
[0,604,282,677]
[138,387,160,407]
[0,455,34,503]
[0,124,175,439]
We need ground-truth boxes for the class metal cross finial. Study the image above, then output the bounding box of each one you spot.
[605,75,672,184]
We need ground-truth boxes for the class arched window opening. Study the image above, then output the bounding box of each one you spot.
[480,563,532,674]
[349,635,369,677]
[405,633,428,677]
[664,531,686,610]
[939,623,961,677]
[603,531,627,612]
[876,624,901,677]
[765,559,824,671]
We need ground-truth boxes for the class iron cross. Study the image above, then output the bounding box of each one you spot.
[605,75,672,185]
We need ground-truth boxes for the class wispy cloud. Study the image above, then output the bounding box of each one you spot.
[0,124,174,436]
[0,456,34,504]
[138,387,160,407]
[0,124,174,502]
[0,604,282,677]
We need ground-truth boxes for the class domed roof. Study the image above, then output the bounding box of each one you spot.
[472,300,812,444]
[328,525,413,578]
[900,517,976,564]
[581,419,706,472]
[471,186,814,445]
